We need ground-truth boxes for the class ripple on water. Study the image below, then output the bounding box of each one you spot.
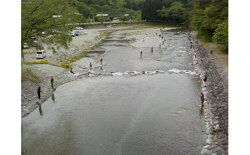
[168,68,198,76]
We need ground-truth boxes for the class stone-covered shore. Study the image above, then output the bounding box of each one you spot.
[189,32,228,155]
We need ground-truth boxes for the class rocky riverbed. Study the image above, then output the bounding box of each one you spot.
[22,26,228,155]
[189,32,228,154]
[21,25,138,117]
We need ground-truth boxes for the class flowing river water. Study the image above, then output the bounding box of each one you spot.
[22,27,206,155]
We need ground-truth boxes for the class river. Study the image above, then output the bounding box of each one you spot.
[22,27,206,155]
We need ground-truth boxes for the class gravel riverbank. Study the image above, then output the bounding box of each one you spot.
[21,25,138,117]
[189,32,228,154]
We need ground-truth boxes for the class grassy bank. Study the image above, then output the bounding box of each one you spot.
[192,31,228,55]
[22,60,48,65]
[200,41,228,55]
[21,69,41,83]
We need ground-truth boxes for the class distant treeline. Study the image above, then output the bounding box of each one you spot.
[141,0,228,48]
[21,0,228,50]
[21,0,144,52]
[71,0,144,21]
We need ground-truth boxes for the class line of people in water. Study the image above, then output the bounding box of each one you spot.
[36,76,55,115]
[140,29,166,59]
[37,57,105,111]
[36,29,212,116]
[188,32,213,107]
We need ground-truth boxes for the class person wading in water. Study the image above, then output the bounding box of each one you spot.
[90,62,92,69]
[200,92,205,106]
[100,58,103,65]
[70,68,75,74]
[37,86,41,99]
[50,77,54,88]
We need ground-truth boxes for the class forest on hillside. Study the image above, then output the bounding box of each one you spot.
[72,0,144,21]
[22,0,228,50]
[141,0,228,48]
[21,0,143,52]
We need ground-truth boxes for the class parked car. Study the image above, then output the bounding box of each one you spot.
[107,24,117,28]
[41,31,46,36]
[36,50,46,59]
[31,36,37,40]
[75,31,81,36]
[69,32,76,37]
[23,43,29,49]
[32,40,38,46]
[76,27,83,30]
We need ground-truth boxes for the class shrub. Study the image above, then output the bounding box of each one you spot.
[21,69,40,83]
[60,63,71,70]
[22,60,48,65]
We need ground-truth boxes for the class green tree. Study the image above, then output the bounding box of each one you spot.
[72,1,94,19]
[120,16,129,22]
[212,20,228,48]
[95,16,105,24]
[189,0,228,42]
[157,2,187,24]
[21,0,81,56]
[124,0,144,10]
[142,0,165,21]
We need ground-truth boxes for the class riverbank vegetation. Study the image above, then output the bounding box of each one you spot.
[21,69,41,83]
[21,0,143,54]
[71,0,143,22]
[141,0,228,50]
[22,60,48,65]
[22,0,228,53]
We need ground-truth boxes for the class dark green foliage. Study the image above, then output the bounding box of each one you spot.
[141,0,190,21]
[22,0,81,50]
[124,0,144,10]
[94,16,105,24]
[74,0,142,20]
[72,1,95,19]
[142,0,165,21]
[141,0,228,48]
[120,16,129,21]
[157,2,187,25]
[212,20,228,48]
[189,0,228,44]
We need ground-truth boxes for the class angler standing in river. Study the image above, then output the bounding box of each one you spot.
[203,72,208,82]
[70,68,75,74]
[100,58,103,65]
[90,62,92,69]
[37,86,41,99]
[200,92,205,106]
[50,77,54,88]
